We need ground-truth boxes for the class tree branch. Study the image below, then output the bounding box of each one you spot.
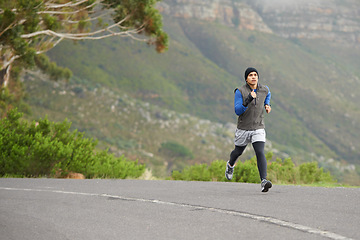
[0,21,16,37]
[35,37,64,54]
[60,12,109,24]
[39,0,97,15]
[21,25,145,41]
[2,54,20,70]
[21,15,133,39]
[44,0,92,9]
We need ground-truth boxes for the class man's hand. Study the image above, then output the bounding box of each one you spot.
[250,89,256,99]
[265,104,271,113]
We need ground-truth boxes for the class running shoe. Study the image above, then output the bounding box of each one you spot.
[261,179,272,192]
[225,161,234,180]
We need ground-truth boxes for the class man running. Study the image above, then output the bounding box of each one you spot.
[225,67,272,192]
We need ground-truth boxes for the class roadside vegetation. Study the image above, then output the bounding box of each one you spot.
[0,108,145,179]
[171,152,336,186]
[0,108,350,188]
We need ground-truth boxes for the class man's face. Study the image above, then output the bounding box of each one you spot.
[246,72,258,87]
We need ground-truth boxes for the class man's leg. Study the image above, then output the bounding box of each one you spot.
[225,145,246,180]
[252,141,272,192]
[229,145,247,166]
[252,141,267,180]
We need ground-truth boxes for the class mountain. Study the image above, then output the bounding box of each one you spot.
[158,0,360,46]
[24,0,360,183]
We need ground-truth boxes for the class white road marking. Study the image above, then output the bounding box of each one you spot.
[0,187,353,240]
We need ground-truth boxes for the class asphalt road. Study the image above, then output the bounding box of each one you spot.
[0,178,359,240]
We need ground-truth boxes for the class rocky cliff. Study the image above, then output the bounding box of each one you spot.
[158,0,273,33]
[158,0,360,46]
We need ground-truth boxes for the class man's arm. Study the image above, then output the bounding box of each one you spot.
[234,89,248,116]
[264,87,271,113]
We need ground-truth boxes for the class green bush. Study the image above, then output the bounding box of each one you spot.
[159,141,194,173]
[233,157,260,183]
[172,161,223,181]
[0,108,145,178]
[178,163,211,181]
[171,155,335,185]
[159,141,194,159]
[299,162,333,184]
[171,158,261,183]
[208,160,227,181]
[268,157,297,184]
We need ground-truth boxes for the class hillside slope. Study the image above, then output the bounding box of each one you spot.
[32,0,360,182]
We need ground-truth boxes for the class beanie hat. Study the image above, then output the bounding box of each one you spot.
[244,67,259,81]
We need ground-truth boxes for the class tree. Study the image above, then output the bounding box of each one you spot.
[0,0,168,115]
[159,141,194,173]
